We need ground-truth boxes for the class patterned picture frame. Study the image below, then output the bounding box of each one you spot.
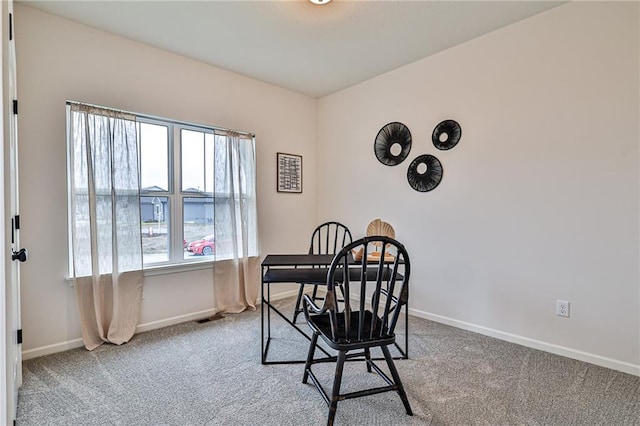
[277,152,303,193]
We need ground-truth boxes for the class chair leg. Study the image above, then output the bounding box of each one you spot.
[292,283,306,323]
[302,332,319,384]
[381,345,413,416]
[311,284,320,302]
[328,351,346,426]
[337,283,346,303]
[364,348,372,373]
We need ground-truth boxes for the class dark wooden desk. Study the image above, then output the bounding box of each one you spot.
[261,254,408,365]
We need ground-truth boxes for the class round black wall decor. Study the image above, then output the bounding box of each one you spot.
[432,119,461,150]
[407,154,443,192]
[374,122,412,166]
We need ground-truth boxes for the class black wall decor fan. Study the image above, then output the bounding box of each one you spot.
[374,122,412,166]
[432,119,461,150]
[407,154,443,192]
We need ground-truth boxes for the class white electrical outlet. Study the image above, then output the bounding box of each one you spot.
[556,300,570,317]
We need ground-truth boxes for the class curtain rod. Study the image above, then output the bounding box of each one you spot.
[66,100,255,138]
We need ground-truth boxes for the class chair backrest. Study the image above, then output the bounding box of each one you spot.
[323,236,410,344]
[309,221,353,255]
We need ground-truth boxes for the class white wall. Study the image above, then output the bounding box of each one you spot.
[318,2,639,373]
[13,2,640,375]
[15,4,318,355]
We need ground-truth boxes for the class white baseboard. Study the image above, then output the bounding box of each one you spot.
[22,292,301,361]
[135,308,219,334]
[22,338,85,360]
[255,288,301,305]
[22,308,220,360]
[409,307,640,377]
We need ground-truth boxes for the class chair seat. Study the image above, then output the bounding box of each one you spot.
[308,310,395,350]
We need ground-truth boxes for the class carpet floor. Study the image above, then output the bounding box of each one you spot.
[17,297,640,425]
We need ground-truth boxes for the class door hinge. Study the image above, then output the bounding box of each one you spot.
[9,13,12,41]
[17,329,22,344]
[14,215,20,230]
[12,100,18,115]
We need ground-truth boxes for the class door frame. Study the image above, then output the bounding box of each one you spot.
[2,1,20,424]
[0,2,7,424]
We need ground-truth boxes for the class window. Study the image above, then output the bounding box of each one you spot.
[67,102,257,273]
[138,119,218,265]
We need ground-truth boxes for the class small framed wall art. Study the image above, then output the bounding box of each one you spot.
[277,152,303,193]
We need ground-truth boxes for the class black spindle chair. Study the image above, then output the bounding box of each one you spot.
[292,221,352,324]
[302,236,413,426]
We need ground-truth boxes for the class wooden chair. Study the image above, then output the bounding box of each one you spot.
[302,236,413,426]
[292,221,352,324]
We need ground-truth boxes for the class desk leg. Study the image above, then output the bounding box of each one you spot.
[262,268,274,364]
[405,302,409,359]
[262,266,274,364]
[261,267,265,364]
[260,280,333,364]
[267,281,271,340]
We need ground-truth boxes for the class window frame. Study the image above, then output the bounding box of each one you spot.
[138,118,219,268]
[66,101,256,277]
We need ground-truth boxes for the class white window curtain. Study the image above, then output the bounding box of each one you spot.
[212,130,260,312]
[68,103,143,351]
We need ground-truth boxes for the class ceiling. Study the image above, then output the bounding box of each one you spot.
[21,0,564,98]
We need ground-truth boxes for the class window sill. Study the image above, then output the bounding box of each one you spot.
[143,260,214,277]
[66,260,214,285]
